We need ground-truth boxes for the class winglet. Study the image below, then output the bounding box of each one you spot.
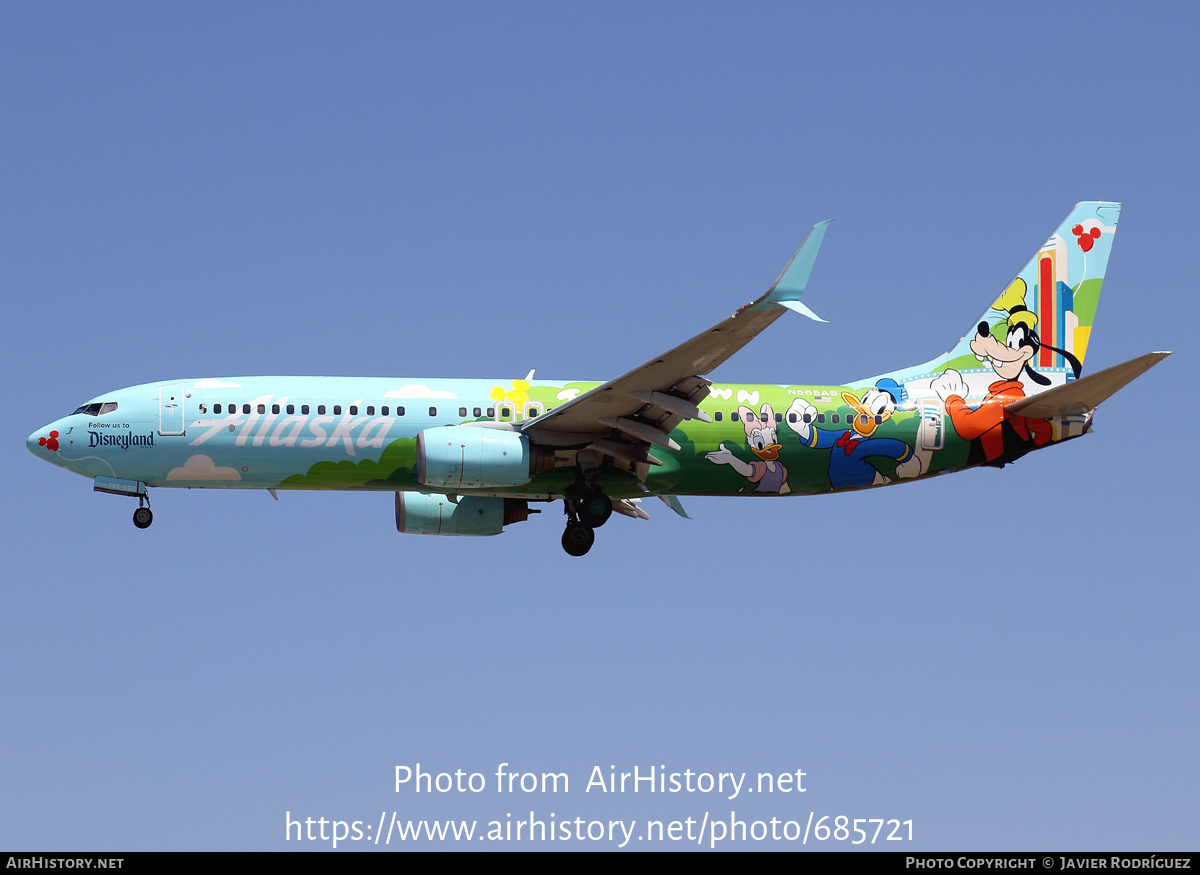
[754,219,833,319]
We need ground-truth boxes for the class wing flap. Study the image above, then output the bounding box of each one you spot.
[612,498,651,520]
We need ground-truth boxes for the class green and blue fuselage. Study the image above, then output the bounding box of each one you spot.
[26,368,1084,500]
[28,202,1164,550]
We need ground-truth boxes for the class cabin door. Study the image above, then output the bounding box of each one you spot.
[919,398,944,451]
[159,385,186,436]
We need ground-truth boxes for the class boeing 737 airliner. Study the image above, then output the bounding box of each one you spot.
[28,202,1168,555]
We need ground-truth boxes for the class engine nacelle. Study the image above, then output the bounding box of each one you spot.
[395,492,533,537]
[417,426,536,490]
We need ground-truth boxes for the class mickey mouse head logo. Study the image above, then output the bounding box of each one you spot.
[38,430,60,452]
[1072,223,1102,252]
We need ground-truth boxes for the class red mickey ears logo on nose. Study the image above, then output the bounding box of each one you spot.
[37,430,60,452]
[1072,223,1102,253]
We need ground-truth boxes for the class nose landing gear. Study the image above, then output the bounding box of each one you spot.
[132,495,153,529]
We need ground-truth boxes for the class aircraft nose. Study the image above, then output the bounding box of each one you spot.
[28,425,59,456]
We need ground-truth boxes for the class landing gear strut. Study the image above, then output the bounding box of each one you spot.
[132,495,153,529]
[560,487,611,556]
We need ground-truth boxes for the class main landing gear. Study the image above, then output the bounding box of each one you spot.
[561,520,595,556]
[132,495,153,529]
[561,489,612,557]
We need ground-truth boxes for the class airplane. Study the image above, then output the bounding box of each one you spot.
[28,202,1169,556]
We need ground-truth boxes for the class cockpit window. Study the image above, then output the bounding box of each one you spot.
[72,402,118,416]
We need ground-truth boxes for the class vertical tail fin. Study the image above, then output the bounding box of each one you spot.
[981,201,1120,380]
[865,202,1121,396]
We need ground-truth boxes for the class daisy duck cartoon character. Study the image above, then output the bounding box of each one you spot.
[705,402,790,493]
[930,278,1073,465]
[785,379,921,491]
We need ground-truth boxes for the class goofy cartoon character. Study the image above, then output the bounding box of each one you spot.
[930,278,1076,466]
[785,380,921,491]
[705,402,790,493]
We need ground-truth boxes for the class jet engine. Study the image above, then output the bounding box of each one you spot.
[395,492,534,536]
[416,426,553,489]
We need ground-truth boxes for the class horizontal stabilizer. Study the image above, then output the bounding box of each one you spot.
[1006,351,1171,418]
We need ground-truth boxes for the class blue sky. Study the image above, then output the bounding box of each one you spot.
[4,2,1197,850]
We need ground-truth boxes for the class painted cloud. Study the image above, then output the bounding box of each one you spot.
[166,454,242,481]
[383,384,458,400]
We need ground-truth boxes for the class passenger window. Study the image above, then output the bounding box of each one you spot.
[528,405,541,417]
[199,403,207,414]
[775,413,782,423]
[333,405,342,415]
[271,404,280,414]
[817,413,826,424]
[714,411,722,421]
[832,414,840,424]
[301,404,310,415]
[473,407,481,417]
[874,414,883,425]
[501,407,511,419]
[804,413,813,424]
[257,404,266,414]
[397,406,405,416]
[317,405,326,415]
[732,412,740,422]
[366,406,375,416]
[788,413,796,423]
[286,404,295,415]
[214,404,222,414]
[429,407,437,417]
[349,405,358,415]
[487,407,495,417]
[243,404,251,414]
[459,407,467,417]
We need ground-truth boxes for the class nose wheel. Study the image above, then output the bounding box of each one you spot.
[132,496,153,529]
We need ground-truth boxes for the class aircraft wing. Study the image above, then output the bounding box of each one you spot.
[520,221,832,471]
[1005,351,1171,419]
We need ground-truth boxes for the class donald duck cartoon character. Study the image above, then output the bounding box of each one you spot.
[930,278,1069,465]
[785,379,921,491]
[705,402,790,493]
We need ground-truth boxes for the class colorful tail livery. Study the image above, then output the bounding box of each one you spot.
[28,202,1169,555]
